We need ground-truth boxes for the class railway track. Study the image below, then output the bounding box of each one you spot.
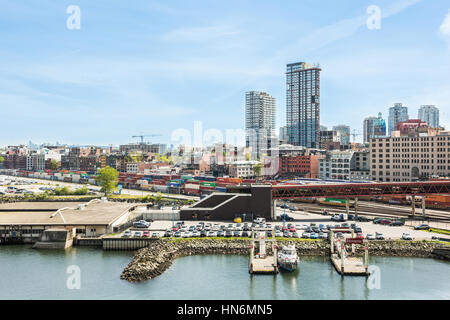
[290,201,450,222]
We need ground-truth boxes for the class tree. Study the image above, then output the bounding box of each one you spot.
[253,163,263,177]
[0,156,4,163]
[49,159,59,171]
[96,166,119,195]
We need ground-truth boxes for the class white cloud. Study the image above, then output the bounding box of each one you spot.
[440,10,450,37]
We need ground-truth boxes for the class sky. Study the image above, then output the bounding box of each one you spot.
[1,0,449,147]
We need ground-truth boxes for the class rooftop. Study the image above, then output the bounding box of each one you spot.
[0,201,134,226]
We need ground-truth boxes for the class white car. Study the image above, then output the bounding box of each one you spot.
[366,234,375,240]
[181,232,190,238]
[402,233,413,240]
[192,231,200,237]
[275,231,283,237]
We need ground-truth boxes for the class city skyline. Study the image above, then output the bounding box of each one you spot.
[1,0,450,147]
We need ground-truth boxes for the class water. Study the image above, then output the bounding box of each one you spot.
[0,246,449,300]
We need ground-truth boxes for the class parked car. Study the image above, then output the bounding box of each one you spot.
[375,232,384,240]
[192,230,200,237]
[142,231,150,238]
[164,230,173,237]
[356,232,364,239]
[414,224,430,230]
[277,214,294,221]
[310,232,319,239]
[292,232,299,238]
[380,219,393,226]
[233,231,241,237]
[275,231,283,237]
[173,231,181,238]
[151,232,158,238]
[366,234,375,240]
[208,231,216,237]
[402,233,413,240]
[318,232,327,239]
[302,232,310,239]
[122,230,132,238]
[133,231,142,238]
[225,230,233,237]
[391,220,405,226]
[133,220,150,228]
[217,230,224,237]
[200,230,207,237]
[354,227,362,233]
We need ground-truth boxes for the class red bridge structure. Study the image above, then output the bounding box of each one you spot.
[271,181,450,199]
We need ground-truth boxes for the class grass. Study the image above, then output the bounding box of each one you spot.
[425,228,450,236]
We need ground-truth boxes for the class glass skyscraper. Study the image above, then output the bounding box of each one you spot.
[245,91,276,159]
[418,105,439,128]
[286,62,321,148]
[388,103,408,135]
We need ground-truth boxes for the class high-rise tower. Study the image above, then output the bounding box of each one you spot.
[286,62,321,148]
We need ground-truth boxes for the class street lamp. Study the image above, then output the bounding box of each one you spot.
[172,201,175,228]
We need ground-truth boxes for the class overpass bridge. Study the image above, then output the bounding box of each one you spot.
[271,181,450,199]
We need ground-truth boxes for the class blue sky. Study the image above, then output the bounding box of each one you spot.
[1,0,449,146]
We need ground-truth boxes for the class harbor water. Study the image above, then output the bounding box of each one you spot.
[0,245,449,300]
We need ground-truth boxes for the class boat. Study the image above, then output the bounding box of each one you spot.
[277,244,299,272]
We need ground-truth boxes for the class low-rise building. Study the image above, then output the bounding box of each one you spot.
[370,129,450,182]
[229,160,260,178]
[349,151,370,181]
[318,151,354,180]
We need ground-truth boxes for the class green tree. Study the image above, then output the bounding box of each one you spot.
[49,159,59,171]
[0,156,4,163]
[95,166,119,195]
[253,163,263,177]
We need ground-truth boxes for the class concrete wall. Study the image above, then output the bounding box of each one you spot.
[143,211,180,221]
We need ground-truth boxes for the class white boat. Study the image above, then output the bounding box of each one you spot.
[277,244,299,272]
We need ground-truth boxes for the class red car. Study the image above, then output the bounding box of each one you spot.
[142,231,150,238]
[380,219,392,225]
[289,227,296,232]
[172,227,179,232]
[281,226,288,232]
[356,233,364,239]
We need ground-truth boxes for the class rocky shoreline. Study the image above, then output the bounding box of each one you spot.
[120,239,446,282]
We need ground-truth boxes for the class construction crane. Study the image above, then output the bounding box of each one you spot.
[132,134,162,144]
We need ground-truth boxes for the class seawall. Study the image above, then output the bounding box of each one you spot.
[120,239,446,282]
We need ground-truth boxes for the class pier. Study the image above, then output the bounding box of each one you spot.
[329,230,369,276]
[249,228,278,274]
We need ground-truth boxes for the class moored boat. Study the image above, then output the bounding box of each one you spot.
[277,244,299,272]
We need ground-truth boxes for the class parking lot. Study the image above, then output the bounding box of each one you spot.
[115,210,450,241]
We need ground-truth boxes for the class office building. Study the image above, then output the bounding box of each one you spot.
[363,116,377,144]
[245,91,276,160]
[286,62,321,148]
[418,105,439,128]
[388,103,409,135]
[370,129,450,182]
